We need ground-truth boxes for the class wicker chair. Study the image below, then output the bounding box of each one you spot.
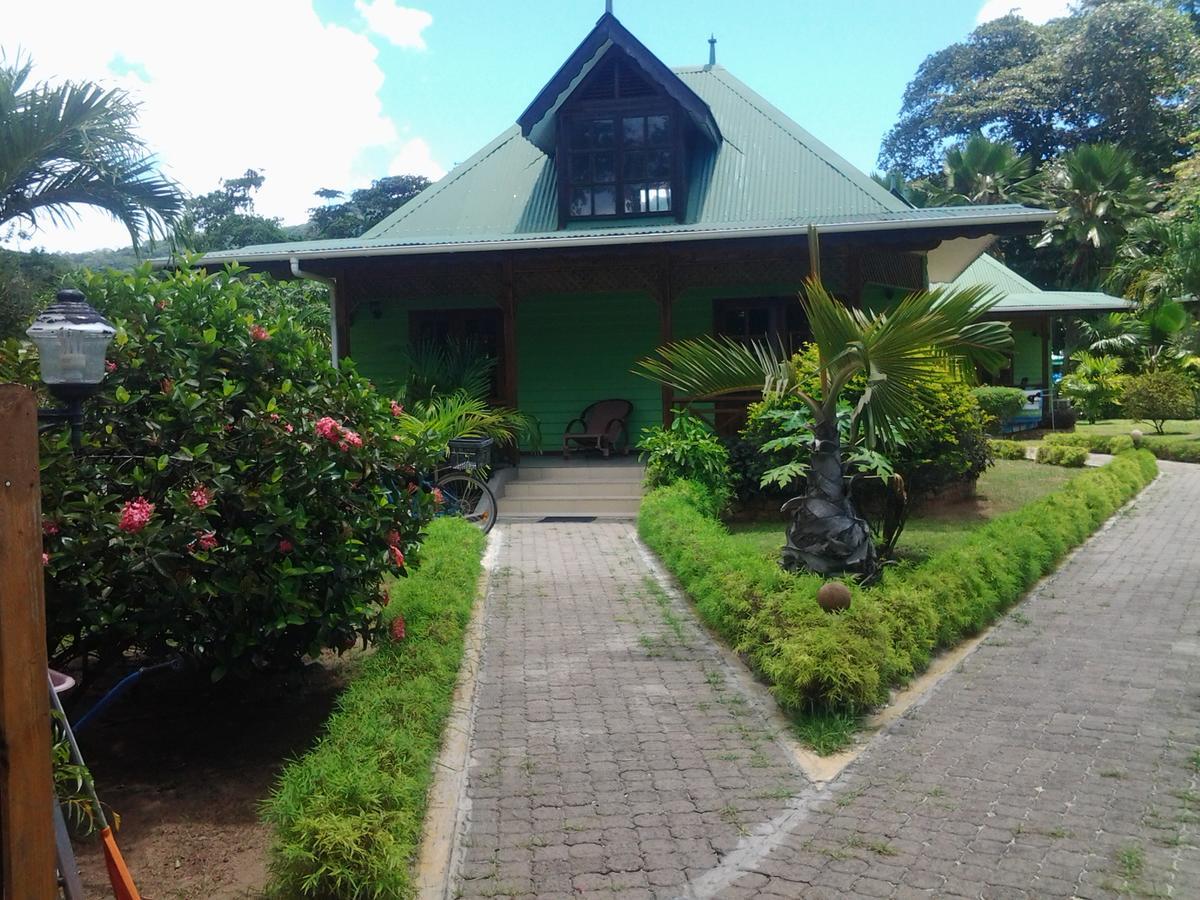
[562,399,632,459]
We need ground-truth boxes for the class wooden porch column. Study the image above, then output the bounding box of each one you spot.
[334,267,352,361]
[500,260,518,410]
[1041,314,1051,389]
[0,385,57,900]
[656,256,675,426]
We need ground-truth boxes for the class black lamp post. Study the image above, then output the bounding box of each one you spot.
[25,289,116,451]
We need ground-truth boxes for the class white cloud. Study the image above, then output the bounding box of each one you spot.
[977,0,1074,25]
[355,0,434,50]
[388,137,447,181]
[3,1,443,253]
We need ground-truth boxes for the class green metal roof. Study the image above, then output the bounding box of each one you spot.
[197,48,1049,265]
[939,253,1132,314]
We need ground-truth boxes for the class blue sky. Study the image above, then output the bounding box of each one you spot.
[7,0,1070,252]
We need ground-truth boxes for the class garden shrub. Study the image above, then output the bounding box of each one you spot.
[973,386,1028,432]
[264,516,486,899]
[1059,351,1127,423]
[988,439,1029,460]
[1044,432,1135,454]
[639,451,1157,712]
[639,411,732,504]
[1139,436,1200,462]
[1121,370,1197,433]
[0,264,446,679]
[1035,443,1089,467]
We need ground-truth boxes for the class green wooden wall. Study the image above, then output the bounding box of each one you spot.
[1011,323,1046,386]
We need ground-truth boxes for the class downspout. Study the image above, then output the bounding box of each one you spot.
[290,257,339,370]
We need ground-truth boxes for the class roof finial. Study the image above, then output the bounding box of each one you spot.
[708,34,717,67]
[605,0,613,13]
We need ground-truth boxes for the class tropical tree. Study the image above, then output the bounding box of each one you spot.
[870,171,935,208]
[929,134,1040,206]
[308,174,431,239]
[634,279,1010,577]
[173,168,288,252]
[1037,143,1158,289]
[1059,351,1129,423]
[1107,214,1200,307]
[0,54,182,249]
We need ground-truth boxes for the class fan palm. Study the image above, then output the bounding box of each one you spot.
[634,279,1010,577]
[0,54,182,250]
[1107,214,1200,307]
[930,134,1040,207]
[1037,143,1158,289]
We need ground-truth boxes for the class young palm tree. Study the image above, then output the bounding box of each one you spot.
[0,54,182,249]
[1107,215,1200,308]
[931,134,1040,207]
[634,279,1010,577]
[1038,143,1158,289]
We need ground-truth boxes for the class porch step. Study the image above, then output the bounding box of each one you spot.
[501,496,642,517]
[514,464,643,483]
[504,480,645,500]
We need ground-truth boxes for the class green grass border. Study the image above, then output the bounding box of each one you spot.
[638,451,1158,713]
[1047,430,1200,463]
[262,516,487,899]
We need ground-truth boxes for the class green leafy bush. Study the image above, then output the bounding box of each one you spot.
[0,264,446,679]
[988,439,1029,460]
[1139,436,1200,462]
[264,516,485,899]
[639,411,732,503]
[1044,432,1135,454]
[1060,351,1128,424]
[973,386,1029,432]
[1121,370,1197,434]
[1035,443,1089,467]
[639,451,1157,711]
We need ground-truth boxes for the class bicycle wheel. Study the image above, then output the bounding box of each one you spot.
[435,472,498,534]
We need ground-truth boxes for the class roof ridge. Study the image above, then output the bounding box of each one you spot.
[364,126,523,238]
[700,67,905,213]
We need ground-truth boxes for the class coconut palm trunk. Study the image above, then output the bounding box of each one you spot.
[780,418,877,574]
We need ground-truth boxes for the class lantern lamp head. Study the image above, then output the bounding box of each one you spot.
[26,289,116,399]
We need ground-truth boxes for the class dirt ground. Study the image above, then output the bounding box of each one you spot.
[66,654,361,899]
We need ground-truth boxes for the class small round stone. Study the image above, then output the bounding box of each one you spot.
[817,582,852,612]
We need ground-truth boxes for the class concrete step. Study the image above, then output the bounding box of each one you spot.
[501,496,642,516]
[504,480,645,500]
[515,465,643,483]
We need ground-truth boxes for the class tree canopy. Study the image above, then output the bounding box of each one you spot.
[307,174,431,239]
[880,1,1200,178]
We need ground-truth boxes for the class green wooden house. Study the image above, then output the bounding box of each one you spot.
[200,10,1115,449]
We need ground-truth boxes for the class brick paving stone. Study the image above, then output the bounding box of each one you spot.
[693,462,1200,898]
[450,522,800,898]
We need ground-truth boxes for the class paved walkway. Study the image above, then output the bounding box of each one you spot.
[452,463,1200,899]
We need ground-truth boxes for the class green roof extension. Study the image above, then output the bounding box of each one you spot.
[940,254,1133,315]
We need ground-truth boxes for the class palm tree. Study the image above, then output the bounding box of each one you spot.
[930,134,1040,207]
[870,170,936,208]
[1037,143,1158,289]
[1107,214,1200,307]
[0,54,182,250]
[634,279,1010,577]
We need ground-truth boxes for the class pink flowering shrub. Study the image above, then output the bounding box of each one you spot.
[2,264,448,680]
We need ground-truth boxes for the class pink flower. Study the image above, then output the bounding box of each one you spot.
[249,324,271,342]
[385,529,401,547]
[188,485,212,509]
[390,615,406,641]
[390,400,404,417]
[406,482,418,495]
[42,519,60,536]
[378,587,391,608]
[390,544,406,568]
[284,423,294,433]
[118,497,155,534]
[197,531,219,551]
[278,538,294,554]
[161,377,174,394]
[431,487,444,507]
[269,412,280,422]
[105,360,117,373]
[42,552,49,566]
[314,416,341,442]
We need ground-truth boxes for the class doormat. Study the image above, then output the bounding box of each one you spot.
[539,516,597,523]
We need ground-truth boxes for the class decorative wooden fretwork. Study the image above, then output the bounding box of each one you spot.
[860,250,924,291]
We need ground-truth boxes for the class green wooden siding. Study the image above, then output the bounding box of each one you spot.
[1011,323,1046,386]
[517,293,661,450]
[348,295,495,396]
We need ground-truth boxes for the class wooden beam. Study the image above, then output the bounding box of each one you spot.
[335,268,352,360]
[657,255,675,426]
[1041,314,1052,389]
[0,385,56,900]
[500,260,518,410]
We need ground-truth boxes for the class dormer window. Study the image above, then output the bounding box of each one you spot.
[558,55,682,222]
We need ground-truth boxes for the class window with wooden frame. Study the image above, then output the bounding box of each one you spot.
[714,297,809,353]
[558,54,684,222]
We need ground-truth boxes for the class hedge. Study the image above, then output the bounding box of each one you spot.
[1046,431,1200,463]
[1035,443,1089,467]
[988,439,1029,460]
[1139,436,1200,463]
[263,516,487,898]
[1045,432,1135,455]
[638,451,1157,712]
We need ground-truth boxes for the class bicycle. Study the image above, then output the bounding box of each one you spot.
[389,436,498,534]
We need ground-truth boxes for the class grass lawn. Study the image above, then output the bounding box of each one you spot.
[1075,418,1200,441]
[727,460,1080,565]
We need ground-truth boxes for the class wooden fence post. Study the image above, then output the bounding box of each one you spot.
[0,384,56,899]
